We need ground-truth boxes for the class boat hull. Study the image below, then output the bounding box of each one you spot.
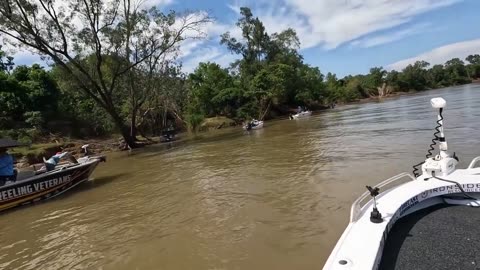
[0,159,101,212]
[243,121,264,130]
[292,111,312,119]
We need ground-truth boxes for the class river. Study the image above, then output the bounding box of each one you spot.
[1,84,479,270]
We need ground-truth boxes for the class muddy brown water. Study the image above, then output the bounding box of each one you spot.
[1,85,479,270]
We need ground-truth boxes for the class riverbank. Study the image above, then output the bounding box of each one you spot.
[9,92,412,168]
[13,85,470,168]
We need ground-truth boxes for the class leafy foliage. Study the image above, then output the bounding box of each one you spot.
[0,6,478,143]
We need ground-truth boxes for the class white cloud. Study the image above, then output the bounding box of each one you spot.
[387,39,480,71]
[181,46,238,73]
[224,0,462,50]
[351,23,431,48]
[142,0,174,8]
[180,0,462,73]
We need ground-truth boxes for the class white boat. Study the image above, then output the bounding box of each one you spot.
[243,119,264,130]
[323,97,480,270]
[290,110,312,119]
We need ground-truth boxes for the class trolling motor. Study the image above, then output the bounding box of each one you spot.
[366,185,383,223]
[414,98,458,178]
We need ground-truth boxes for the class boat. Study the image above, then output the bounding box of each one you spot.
[243,119,264,130]
[0,147,105,212]
[290,110,312,119]
[323,97,480,270]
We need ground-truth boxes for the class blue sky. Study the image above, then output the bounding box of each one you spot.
[11,0,480,78]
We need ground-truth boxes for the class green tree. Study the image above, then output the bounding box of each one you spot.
[0,45,14,73]
[427,64,446,88]
[251,63,294,119]
[362,67,387,96]
[187,62,236,117]
[294,65,326,105]
[466,54,480,79]
[399,61,430,91]
[0,0,210,148]
[444,58,470,85]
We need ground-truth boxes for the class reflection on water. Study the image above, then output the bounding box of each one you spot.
[1,85,479,269]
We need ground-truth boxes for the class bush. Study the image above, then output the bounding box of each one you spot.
[24,111,44,128]
[17,135,32,145]
[185,113,205,134]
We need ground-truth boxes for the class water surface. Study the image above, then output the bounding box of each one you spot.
[1,85,479,269]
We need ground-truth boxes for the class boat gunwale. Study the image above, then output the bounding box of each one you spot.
[2,158,101,190]
[324,155,480,270]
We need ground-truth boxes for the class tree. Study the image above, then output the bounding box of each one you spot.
[427,64,446,88]
[187,62,235,117]
[0,45,14,73]
[466,54,480,79]
[294,65,325,105]
[363,67,387,96]
[251,63,294,119]
[399,61,430,91]
[221,7,270,66]
[466,54,480,65]
[0,0,210,148]
[444,58,470,85]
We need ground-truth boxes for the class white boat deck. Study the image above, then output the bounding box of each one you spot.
[323,166,480,270]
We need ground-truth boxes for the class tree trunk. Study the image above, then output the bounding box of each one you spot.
[107,108,137,149]
[130,108,137,139]
[259,99,272,120]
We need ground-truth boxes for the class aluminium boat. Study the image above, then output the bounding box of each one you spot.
[291,110,312,119]
[323,97,480,270]
[243,119,264,130]
[0,152,105,212]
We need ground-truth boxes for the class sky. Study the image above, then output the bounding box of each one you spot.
[9,0,480,78]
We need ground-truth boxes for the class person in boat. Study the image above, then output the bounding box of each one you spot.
[44,151,72,171]
[297,106,303,113]
[81,144,92,157]
[0,147,16,184]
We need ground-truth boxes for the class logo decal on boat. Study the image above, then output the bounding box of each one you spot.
[0,175,72,202]
[399,196,419,216]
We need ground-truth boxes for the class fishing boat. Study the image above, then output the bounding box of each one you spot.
[323,97,480,270]
[243,119,264,130]
[290,110,312,119]
[0,146,105,212]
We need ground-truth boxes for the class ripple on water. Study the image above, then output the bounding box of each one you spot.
[0,85,479,269]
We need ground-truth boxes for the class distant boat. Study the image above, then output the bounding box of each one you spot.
[243,119,264,130]
[290,111,312,119]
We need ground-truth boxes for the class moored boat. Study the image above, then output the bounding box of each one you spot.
[323,97,480,270]
[0,154,105,212]
[290,110,312,119]
[243,119,264,130]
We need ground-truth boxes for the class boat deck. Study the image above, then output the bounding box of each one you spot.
[379,204,480,270]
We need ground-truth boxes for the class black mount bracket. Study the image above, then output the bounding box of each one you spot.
[366,185,383,223]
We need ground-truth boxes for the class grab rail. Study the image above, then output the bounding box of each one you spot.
[467,156,480,169]
[350,172,417,223]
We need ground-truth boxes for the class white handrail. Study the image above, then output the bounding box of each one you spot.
[350,172,416,223]
[467,156,480,169]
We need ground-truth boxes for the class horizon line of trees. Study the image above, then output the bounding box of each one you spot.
[1,4,479,148]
